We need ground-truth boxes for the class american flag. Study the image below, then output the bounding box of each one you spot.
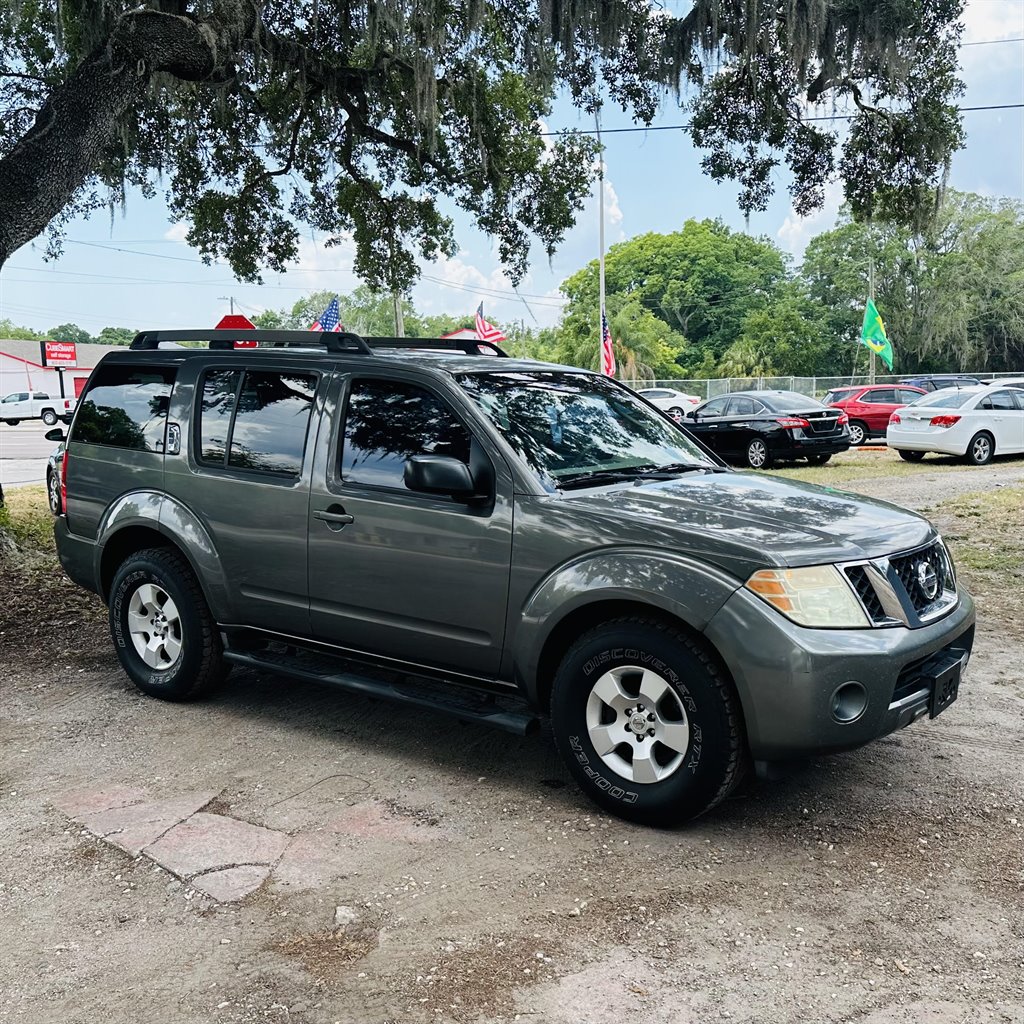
[600,306,616,377]
[311,296,344,332]
[475,302,506,344]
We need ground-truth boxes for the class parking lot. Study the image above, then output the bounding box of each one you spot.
[0,422,59,488]
[1,451,1022,1024]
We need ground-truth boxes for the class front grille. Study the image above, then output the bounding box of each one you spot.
[845,565,887,622]
[842,540,957,628]
[889,542,955,619]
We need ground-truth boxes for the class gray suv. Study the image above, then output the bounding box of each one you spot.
[51,331,975,826]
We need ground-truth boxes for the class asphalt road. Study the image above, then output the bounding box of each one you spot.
[0,421,59,488]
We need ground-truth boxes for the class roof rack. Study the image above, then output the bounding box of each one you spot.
[129,330,508,357]
[367,336,508,357]
[130,329,373,353]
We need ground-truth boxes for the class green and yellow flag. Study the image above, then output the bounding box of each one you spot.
[860,298,893,370]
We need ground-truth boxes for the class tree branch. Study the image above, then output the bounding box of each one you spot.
[239,92,314,199]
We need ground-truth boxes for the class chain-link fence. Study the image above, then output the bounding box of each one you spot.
[625,372,1024,401]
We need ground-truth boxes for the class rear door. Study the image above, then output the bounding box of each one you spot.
[306,371,514,678]
[165,361,323,636]
[859,387,899,433]
[977,389,1024,453]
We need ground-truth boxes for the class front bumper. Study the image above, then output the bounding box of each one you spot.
[703,585,976,761]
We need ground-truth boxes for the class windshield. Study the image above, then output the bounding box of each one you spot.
[456,370,716,491]
[911,389,978,408]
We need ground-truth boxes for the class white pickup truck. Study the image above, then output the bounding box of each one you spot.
[0,390,76,426]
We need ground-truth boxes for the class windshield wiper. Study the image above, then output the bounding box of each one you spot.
[631,462,712,481]
[557,468,652,490]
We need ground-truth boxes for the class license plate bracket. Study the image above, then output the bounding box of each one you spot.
[927,654,964,718]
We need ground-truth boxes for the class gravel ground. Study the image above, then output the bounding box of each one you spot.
[1,460,1022,1024]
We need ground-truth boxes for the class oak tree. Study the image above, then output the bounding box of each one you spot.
[1,1,965,291]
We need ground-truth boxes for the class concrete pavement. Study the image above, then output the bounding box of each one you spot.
[0,421,59,487]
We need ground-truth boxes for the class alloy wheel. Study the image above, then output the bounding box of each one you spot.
[585,665,690,784]
[127,583,183,669]
[747,439,768,468]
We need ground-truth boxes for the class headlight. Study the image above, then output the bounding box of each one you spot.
[746,566,870,628]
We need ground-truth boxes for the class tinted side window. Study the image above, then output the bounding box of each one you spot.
[863,388,897,404]
[898,389,924,404]
[342,379,471,491]
[199,369,241,464]
[73,364,176,451]
[701,398,729,417]
[979,390,1016,411]
[727,397,757,415]
[197,368,316,474]
[228,371,317,474]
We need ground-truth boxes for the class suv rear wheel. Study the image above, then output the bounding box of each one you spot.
[847,421,867,446]
[109,547,228,701]
[550,618,745,826]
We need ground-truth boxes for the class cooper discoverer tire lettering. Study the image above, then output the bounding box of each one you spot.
[550,618,745,826]
[109,546,229,701]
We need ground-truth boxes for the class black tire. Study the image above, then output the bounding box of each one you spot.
[964,431,994,466]
[3,419,19,426]
[41,409,58,426]
[46,469,61,515]
[807,454,832,466]
[897,449,926,463]
[109,546,229,701]
[550,618,745,826]
[668,406,684,417]
[847,421,867,446]
[745,437,772,469]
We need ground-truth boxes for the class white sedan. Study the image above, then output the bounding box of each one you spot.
[637,387,702,416]
[886,385,1024,465]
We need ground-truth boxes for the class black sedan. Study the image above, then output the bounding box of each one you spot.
[682,391,851,469]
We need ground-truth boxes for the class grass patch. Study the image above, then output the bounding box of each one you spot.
[0,485,54,552]
[770,448,970,486]
[928,487,1024,631]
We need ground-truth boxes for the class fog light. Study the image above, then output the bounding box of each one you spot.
[831,681,868,724]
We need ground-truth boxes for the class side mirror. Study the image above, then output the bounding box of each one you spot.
[404,454,478,499]
[45,427,66,442]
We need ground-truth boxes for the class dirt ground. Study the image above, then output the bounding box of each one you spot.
[1,451,1022,1024]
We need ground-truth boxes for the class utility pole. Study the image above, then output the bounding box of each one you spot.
[218,295,236,315]
[392,290,405,337]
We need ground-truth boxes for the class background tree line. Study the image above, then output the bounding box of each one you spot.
[4,191,1021,378]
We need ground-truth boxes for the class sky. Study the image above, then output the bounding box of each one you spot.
[1,0,1022,337]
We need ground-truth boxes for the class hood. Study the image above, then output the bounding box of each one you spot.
[559,470,934,571]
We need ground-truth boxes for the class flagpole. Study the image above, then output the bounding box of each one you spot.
[596,109,606,373]
[868,252,876,384]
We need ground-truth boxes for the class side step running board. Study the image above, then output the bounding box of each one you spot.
[223,647,540,736]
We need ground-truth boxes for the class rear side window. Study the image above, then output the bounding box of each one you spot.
[979,390,1017,411]
[862,388,897,404]
[197,369,317,475]
[727,397,757,415]
[341,379,471,491]
[73,364,176,451]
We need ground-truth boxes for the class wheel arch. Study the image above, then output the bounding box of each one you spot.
[95,492,232,620]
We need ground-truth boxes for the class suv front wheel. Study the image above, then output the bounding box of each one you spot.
[109,547,229,701]
[550,618,745,826]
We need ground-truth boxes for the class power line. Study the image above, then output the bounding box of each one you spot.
[539,102,1024,137]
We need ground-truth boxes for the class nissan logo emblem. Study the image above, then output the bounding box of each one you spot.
[916,560,940,601]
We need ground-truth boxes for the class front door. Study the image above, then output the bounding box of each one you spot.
[307,373,513,679]
[686,396,732,455]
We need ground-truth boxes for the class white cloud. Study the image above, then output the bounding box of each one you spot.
[776,179,844,257]
[961,0,1023,43]
[164,222,189,242]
